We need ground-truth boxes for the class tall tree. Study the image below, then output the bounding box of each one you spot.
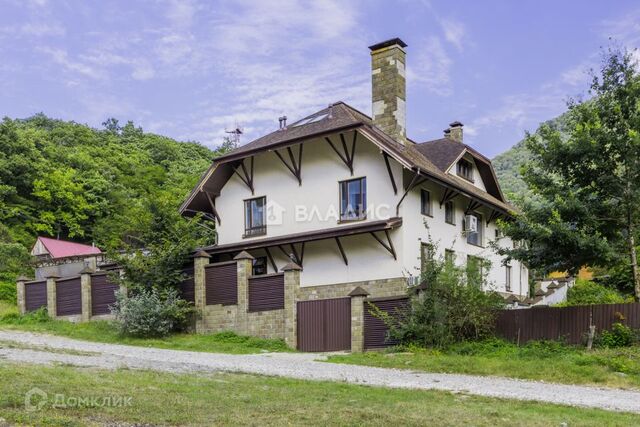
[499,47,640,300]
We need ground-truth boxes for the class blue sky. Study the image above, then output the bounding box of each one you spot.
[1,0,639,157]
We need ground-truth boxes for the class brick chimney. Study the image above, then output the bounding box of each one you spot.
[369,38,407,144]
[448,121,463,143]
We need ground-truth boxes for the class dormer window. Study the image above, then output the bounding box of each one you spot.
[457,159,474,182]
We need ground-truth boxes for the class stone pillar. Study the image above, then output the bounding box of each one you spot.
[233,251,254,336]
[282,262,302,349]
[80,267,93,322]
[46,274,59,318]
[16,276,30,315]
[193,250,210,333]
[349,286,370,353]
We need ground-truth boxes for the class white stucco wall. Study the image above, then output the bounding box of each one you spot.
[214,132,528,293]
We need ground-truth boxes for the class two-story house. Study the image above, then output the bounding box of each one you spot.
[180,38,528,352]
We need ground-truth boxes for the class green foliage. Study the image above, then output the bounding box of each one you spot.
[380,245,504,348]
[557,279,632,306]
[497,47,640,300]
[0,114,224,280]
[112,288,195,338]
[598,322,637,348]
[0,280,17,303]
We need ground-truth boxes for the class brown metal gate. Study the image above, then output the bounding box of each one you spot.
[205,261,237,305]
[248,273,284,312]
[56,277,82,316]
[91,273,119,316]
[364,297,409,350]
[25,280,47,312]
[297,297,351,352]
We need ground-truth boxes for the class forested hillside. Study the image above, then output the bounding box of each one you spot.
[0,114,221,280]
[492,112,569,200]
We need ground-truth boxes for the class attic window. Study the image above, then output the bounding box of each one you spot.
[457,159,474,182]
[291,113,329,127]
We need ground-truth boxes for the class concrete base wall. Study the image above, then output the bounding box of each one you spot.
[297,277,408,301]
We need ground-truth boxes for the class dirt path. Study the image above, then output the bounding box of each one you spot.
[1,330,639,414]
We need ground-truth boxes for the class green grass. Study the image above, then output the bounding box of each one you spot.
[329,339,640,390]
[0,363,639,426]
[0,302,290,354]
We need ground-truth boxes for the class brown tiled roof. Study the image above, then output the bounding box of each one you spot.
[181,101,514,215]
[413,138,465,172]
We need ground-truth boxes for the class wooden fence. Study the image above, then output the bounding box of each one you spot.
[495,303,640,345]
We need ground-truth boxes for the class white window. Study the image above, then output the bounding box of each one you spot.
[445,201,455,225]
[505,265,512,291]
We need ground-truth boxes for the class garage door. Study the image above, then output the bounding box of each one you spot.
[364,297,409,350]
[297,297,351,352]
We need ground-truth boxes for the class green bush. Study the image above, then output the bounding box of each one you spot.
[112,288,195,338]
[0,281,17,303]
[378,247,505,349]
[559,279,631,306]
[598,322,636,348]
[1,307,49,324]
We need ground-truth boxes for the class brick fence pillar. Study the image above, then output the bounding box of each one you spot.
[16,276,30,315]
[193,250,210,333]
[349,286,370,353]
[80,267,93,322]
[46,274,60,318]
[233,251,254,336]
[282,262,302,349]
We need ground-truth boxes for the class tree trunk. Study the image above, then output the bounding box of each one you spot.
[628,223,640,302]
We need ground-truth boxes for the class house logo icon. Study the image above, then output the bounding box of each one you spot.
[266,200,286,226]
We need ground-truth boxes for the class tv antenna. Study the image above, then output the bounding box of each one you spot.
[225,123,243,147]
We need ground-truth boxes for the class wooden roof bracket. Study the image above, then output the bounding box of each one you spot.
[486,210,502,226]
[439,187,459,207]
[233,156,254,194]
[203,191,221,225]
[465,200,483,215]
[335,237,348,265]
[382,152,397,195]
[370,230,397,260]
[264,247,278,272]
[274,144,303,185]
[325,130,357,175]
[396,169,428,216]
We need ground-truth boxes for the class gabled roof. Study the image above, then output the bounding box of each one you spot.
[181,101,513,215]
[35,236,102,259]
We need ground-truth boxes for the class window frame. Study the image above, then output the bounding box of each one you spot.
[420,242,435,273]
[445,249,456,264]
[466,254,485,288]
[444,200,456,225]
[456,158,474,182]
[420,189,432,217]
[243,196,267,238]
[339,177,367,222]
[505,265,512,292]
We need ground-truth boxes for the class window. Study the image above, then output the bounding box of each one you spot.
[252,256,267,276]
[495,229,502,240]
[505,265,512,291]
[339,177,366,221]
[457,158,474,182]
[445,201,455,225]
[467,255,485,288]
[464,212,483,247]
[244,197,266,237]
[420,243,435,272]
[445,249,456,264]
[421,190,432,216]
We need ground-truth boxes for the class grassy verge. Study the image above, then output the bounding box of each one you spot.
[329,339,640,390]
[1,363,639,426]
[0,301,290,354]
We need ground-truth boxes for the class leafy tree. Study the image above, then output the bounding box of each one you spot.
[499,47,640,300]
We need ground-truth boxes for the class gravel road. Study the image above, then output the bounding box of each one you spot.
[1,330,639,414]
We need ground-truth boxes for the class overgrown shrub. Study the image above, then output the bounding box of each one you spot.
[559,279,631,306]
[0,281,17,303]
[112,288,195,338]
[598,322,636,348]
[378,246,505,349]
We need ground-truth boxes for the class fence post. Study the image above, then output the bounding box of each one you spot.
[282,262,301,349]
[16,276,30,315]
[46,274,59,318]
[233,251,254,335]
[349,286,369,353]
[80,267,93,322]
[193,250,210,333]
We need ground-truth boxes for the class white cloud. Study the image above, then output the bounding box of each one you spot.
[407,36,453,97]
[439,18,465,51]
[38,47,106,80]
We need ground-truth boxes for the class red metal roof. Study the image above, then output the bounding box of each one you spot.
[37,236,102,259]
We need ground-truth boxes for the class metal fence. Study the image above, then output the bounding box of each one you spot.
[495,303,640,345]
